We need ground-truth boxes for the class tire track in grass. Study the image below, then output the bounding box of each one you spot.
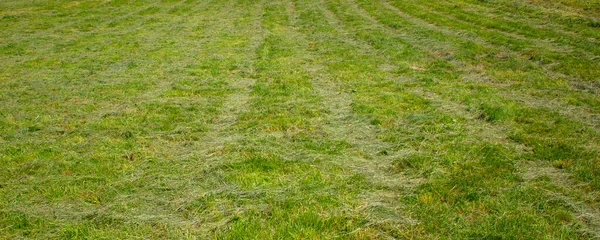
[1,0,171,42]
[323,0,511,168]
[379,0,600,83]
[24,1,265,237]
[321,0,519,151]
[0,0,122,40]
[445,0,600,42]
[349,0,600,131]
[1,0,598,238]
[209,1,383,238]
[0,1,234,238]
[375,0,600,129]
[93,0,228,138]
[309,0,600,237]
[119,0,227,101]
[191,4,266,163]
[327,0,600,237]
[323,0,526,170]
[403,0,600,58]
[293,0,513,237]
[350,0,600,151]
[76,0,244,166]
[0,0,208,86]
[346,0,594,183]
[307,51,422,237]
[288,0,402,179]
[0,0,218,176]
[164,1,268,235]
[459,0,600,41]
[0,0,143,74]
[212,0,447,237]
[384,0,600,82]
[286,1,424,236]
[519,160,600,239]
[413,0,592,55]
[0,0,262,238]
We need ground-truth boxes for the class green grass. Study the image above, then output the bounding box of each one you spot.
[1,0,599,238]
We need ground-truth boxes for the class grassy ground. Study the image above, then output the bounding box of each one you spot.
[1,0,599,238]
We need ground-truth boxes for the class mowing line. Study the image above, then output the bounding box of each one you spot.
[410,0,592,55]
[352,0,600,130]
[446,0,600,42]
[322,0,516,147]
[383,0,600,81]
[288,0,422,228]
[328,0,595,236]
[375,0,600,129]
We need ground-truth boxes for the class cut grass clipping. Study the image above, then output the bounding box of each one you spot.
[1,0,599,239]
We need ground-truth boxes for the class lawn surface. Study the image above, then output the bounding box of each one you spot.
[1,0,600,238]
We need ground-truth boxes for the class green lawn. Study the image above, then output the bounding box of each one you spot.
[1,0,599,238]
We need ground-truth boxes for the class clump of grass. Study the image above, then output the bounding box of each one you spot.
[477,102,518,122]
[588,19,600,28]
[392,154,429,172]
[553,159,573,169]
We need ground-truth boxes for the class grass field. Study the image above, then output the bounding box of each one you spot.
[1,0,600,238]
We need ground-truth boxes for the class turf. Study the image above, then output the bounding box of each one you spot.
[1,0,599,239]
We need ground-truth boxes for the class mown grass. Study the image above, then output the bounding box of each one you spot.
[1,0,599,239]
